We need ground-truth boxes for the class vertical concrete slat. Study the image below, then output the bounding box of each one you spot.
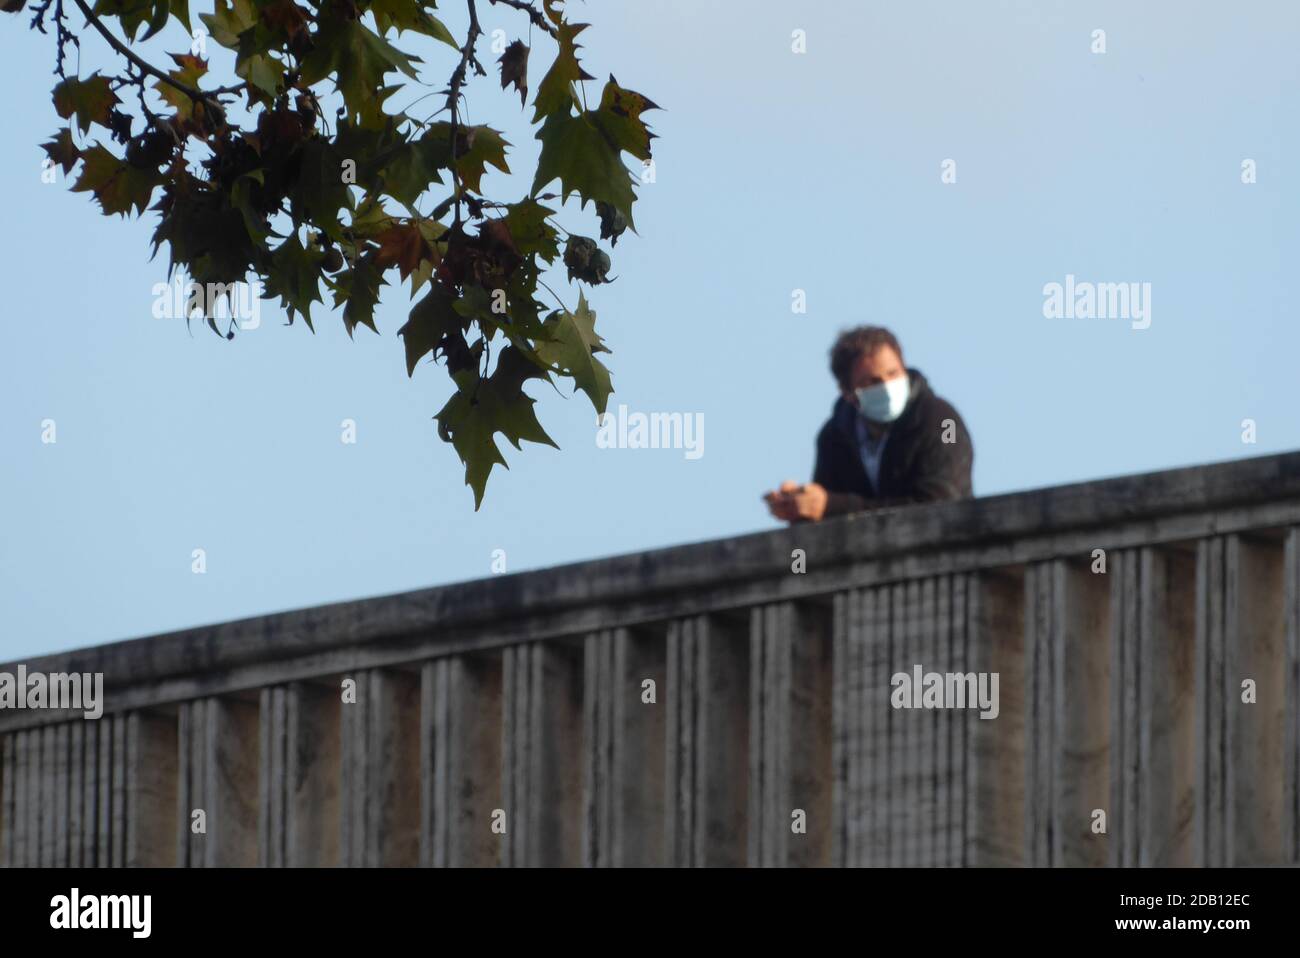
[747,608,764,867]
[126,710,178,867]
[790,604,832,867]
[1026,563,1053,867]
[848,589,867,867]
[1138,546,1196,866]
[1050,558,1110,868]
[693,615,749,867]
[96,715,112,868]
[933,575,953,867]
[501,644,584,867]
[110,714,128,867]
[13,732,29,868]
[442,654,503,868]
[831,593,848,867]
[965,569,1026,867]
[1285,528,1300,864]
[1195,536,1227,866]
[887,582,907,867]
[900,580,921,867]
[199,697,260,867]
[341,675,364,868]
[3,733,20,868]
[1224,534,1286,866]
[863,587,890,866]
[501,647,525,868]
[952,573,970,866]
[919,577,938,866]
[40,725,56,867]
[82,720,99,867]
[53,724,69,867]
[67,723,83,867]
[420,660,447,868]
[1,734,13,868]
[257,687,286,867]
[663,620,688,866]
[361,671,420,868]
[613,628,666,867]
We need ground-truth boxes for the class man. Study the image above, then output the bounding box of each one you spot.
[764,326,974,522]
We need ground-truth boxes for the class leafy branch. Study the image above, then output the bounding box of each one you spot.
[11,0,660,508]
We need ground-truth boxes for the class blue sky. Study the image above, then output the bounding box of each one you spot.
[2,0,1298,659]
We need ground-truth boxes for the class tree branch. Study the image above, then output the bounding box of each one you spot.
[69,0,241,114]
[486,0,557,39]
[447,0,485,226]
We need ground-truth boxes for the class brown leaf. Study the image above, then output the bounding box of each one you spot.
[498,40,529,107]
[373,222,434,281]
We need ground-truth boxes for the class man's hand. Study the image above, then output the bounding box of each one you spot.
[763,480,829,523]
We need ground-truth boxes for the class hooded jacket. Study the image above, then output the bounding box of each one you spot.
[812,367,974,511]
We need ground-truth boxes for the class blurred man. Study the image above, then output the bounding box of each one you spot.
[764,326,973,523]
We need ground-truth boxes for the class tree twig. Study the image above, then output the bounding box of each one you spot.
[69,0,242,114]
[447,0,485,226]
[486,0,557,39]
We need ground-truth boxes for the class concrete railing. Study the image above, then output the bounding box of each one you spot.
[3,451,1300,867]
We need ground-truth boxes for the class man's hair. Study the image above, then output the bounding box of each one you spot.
[830,326,904,389]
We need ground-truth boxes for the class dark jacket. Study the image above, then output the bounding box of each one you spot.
[812,367,974,511]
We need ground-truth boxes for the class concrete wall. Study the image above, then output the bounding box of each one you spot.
[4,451,1300,866]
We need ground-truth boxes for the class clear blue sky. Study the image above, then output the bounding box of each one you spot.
[3,0,1298,659]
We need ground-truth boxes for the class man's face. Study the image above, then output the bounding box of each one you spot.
[841,345,906,404]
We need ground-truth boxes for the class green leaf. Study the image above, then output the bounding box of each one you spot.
[590,75,658,162]
[435,348,558,509]
[41,128,81,176]
[369,0,457,46]
[532,20,593,122]
[262,232,324,328]
[398,283,458,376]
[52,74,120,135]
[331,255,386,336]
[504,200,560,262]
[534,292,613,414]
[198,0,256,49]
[532,110,636,227]
[92,0,161,41]
[301,20,421,121]
[288,138,354,241]
[154,54,209,121]
[70,144,158,217]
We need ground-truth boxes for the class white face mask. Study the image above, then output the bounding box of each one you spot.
[855,374,910,424]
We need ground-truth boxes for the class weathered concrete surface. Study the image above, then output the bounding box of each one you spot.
[2,450,1300,867]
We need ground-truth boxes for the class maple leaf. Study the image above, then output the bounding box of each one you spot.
[300,19,421,120]
[52,74,120,135]
[532,110,636,228]
[532,20,593,122]
[498,40,530,107]
[154,54,210,122]
[262,232,324,328]
[71,144,158,217]
[372,222,434,281]
[590,75,659,162]
[398,283,459,376]
[41,128,81,176]
[369,0,457,46]
[534,292,613,414]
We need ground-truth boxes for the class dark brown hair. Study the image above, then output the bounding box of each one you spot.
[829,326,904,389]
